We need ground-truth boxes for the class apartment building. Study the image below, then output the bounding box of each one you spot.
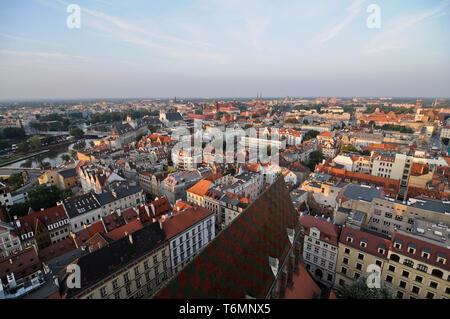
[163,206,215,274]
[300,215,340,287]
[385,229,449,299]
[0,222,21,259]
[14,203,70,250]
[186,179,214,206]
[137,171,168,197]
[334,225,450,299]
[334,226,389,288]
[0,183,12,210]
[62,222,171,299]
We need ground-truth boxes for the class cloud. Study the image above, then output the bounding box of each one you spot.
[366,0,449,54]
[0,49,90,60]
[312,0,365,45]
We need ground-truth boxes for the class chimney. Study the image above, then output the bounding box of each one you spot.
[144,205,150,217]
[128,233,133,244]
[159,219,163,230]
[15,220,21,228]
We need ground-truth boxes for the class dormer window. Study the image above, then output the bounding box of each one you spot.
[286,228,295,245]
[407,243,416,254]
[269,257,279,277]
[436,253,446,264]
[360,239,367,248]
[393,239,402,249]
[421,250,430,259]
[378,248,385,254]
[346,234,354,243]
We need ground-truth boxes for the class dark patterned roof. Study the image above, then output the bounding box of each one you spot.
[156,176,299,298]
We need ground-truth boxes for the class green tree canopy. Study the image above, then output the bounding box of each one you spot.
[340,275,395,299]
[69,128,85,139]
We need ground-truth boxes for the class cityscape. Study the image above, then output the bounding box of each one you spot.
[0,0,449,304]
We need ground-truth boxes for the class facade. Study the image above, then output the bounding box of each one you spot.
[14,204,70,250]
[300,215,340,287]
[0,222,21,259]
[39,168,78,190]
[163,206,215,273]
[62,222,171,299]
[0,183,12,211]
[137,171,168,197]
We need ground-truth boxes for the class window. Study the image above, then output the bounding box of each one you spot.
[114,291,121,299]
[375,260,382,267]
[344,248,350,255]
[397,291,404,299]
[403,259,414,268]
[100,287,107,298]
[341,267,347,274]
[134,266,140,276]
[429,281,438,289]
[343,257,349,265]
[125,284,131,296]
[356,263,362,271]
[416,264,428,273]
[426,292,434,299]
[421,251,430,259]
[339,279,345,286]
[407,247,416,254]
[399,281,406,289]
[354,273,360,279]
[327,274,333,282]
[112,279,118,289]
[357,253,364,260]
[144,261,149,270]
[411,286,420,295]
[123,273,129,283]
[402,270,409,278]
[414,276,423,283]
[386,275,393,283]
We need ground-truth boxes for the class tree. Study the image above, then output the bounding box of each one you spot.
[303,130,320,141]
[17,141,29,153]
[340,275,395,299]
[7,173,23,189]
[61,154,71,162]
[8,202,30,218]
[69,128,85,139]
[148,125,157,133]
[2,127,26,139]
[28,185,69,211]
[285,118,299,124]
[29,135,42,150]
[69,149,78,159]
[442,138,449,146]
[73,140,86,150]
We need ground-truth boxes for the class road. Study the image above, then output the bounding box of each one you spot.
[0,168,42,195]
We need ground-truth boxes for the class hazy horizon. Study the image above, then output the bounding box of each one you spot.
[1,0,449,100]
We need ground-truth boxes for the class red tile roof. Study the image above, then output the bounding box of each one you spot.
[38,237,77,263]
[16,204,68,236]
[0,246,41,281]
[162,206,214,240]
[339,226,390,259]
[107,219,144,240]
[284,263,321,299]
[299,215,340,245]
[390,231,449,271]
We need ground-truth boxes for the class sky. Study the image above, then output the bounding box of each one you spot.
[0,0,449,100]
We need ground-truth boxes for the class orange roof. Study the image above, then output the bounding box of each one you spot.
[107,219,144,240]
[173,201,193,212]
[187,179,213,196]
[285,263,321,299]
[162,207,214,239]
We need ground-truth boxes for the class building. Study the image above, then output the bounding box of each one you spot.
[0,183,12,211]
[14,203,70,250]
[0,222,21,259]
[61,221,171,299]
[38,168,78,190]
[186,179,214,206]
[138,171,168,197]
[334,226,390,289]
[300,215,340,287]
[163,205,215,273]
[63,193,102,233]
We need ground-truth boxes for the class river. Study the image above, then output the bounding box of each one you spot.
[6,138,98,169]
